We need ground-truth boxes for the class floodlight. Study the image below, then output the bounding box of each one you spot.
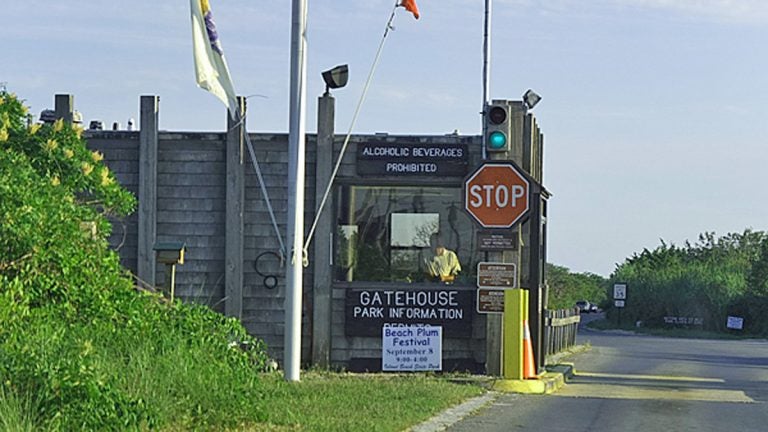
[321,64,349,94]
[523,89,542,109]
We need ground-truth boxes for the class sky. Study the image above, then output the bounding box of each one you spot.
[3,0,768,277]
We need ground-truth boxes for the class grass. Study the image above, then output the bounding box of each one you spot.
[0,383,40,432]
[4,326,487,432]
[2,299,487,431]
[104,330,487,431]
[218,372,487,432]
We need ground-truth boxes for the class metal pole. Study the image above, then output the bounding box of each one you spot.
[481,0,492,160]
[285,0,308,382]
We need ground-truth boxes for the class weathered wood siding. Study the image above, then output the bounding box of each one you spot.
[155,134,228,310]
[88,132,140,274]
[241,133,316,359]
[88,130,317,363]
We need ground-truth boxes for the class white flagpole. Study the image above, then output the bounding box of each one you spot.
[285,0,308,382]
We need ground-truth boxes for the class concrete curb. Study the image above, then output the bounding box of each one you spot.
[489,363,575,395]
[547,362,576,380]
[407,392,501,432]
[406,353,585,430]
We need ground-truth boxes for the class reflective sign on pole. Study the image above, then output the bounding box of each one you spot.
[613,283,627,300]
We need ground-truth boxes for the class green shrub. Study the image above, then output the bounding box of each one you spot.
[610,231,768,335]
[0,89,271,430]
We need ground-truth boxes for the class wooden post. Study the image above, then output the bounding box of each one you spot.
[486,128,502,376]
[508,102,526,166]
[54,94,74,125]
[522,112,547,375]
[528,185,544,374]
[138,96,159,287]
[155,242,185,302]
[225,97,246,319]
[312,92,335,368]
[486,312,502,375]
[482,102,529,376]
[164,264,177,302]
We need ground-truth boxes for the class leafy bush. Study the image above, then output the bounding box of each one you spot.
[546,263,607,309]
[0,89,271,430]
[609,231,768,335]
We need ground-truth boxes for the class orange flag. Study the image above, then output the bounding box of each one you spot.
[399,0,420,19]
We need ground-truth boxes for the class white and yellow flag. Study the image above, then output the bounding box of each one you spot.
[190,0,238,119]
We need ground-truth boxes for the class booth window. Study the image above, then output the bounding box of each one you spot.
[335,185,480,284]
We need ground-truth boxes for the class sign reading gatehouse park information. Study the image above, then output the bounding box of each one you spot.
[345,288,473,338]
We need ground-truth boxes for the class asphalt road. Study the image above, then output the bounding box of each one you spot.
[446,321,768,432]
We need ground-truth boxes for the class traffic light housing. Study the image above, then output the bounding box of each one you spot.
[485,101,511,152]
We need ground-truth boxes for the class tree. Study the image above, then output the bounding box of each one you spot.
[610,230,766,332]
[546,263,607,309]
[747,238,768,297]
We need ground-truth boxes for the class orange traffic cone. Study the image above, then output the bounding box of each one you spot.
[523,319,537,379]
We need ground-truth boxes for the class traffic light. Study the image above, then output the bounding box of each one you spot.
[485,101,511,152]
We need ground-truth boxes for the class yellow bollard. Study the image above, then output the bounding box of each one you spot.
[495,289,569,394]
[502,289,527,380]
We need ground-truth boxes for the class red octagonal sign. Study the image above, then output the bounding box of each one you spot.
[464,163,530,228]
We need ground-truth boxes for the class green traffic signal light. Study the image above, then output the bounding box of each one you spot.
[488,131,507,150]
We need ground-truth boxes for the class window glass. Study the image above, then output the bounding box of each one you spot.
[335,185,480,284]
[390,213,438,247]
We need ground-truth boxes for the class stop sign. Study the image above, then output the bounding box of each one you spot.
[464,163,530,228]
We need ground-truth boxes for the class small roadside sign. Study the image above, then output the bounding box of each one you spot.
[726,316,744,330]
[477,262,517,289]
[477,288,505,314]
[614,300,625,308]
[613,283,627,300]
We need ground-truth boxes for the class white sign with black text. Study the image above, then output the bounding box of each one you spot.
[382,326,442,371]
[613,283,627,300]
[614,300,625,308]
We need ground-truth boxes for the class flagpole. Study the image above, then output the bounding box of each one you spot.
[285,0,308,382]
[482,0,492,160]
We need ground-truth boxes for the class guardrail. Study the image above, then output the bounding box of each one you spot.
[544,307,581,357]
